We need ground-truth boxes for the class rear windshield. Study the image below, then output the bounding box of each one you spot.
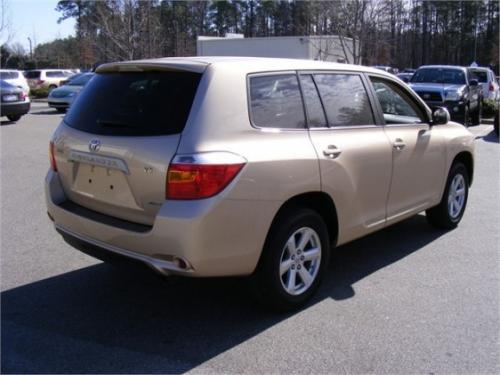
[0,71,19,79]
[470,70,488,83]
[64,71,201,136]
[25,71,41,79]
[410,68,466,85]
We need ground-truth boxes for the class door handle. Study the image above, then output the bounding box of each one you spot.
[393,138,406,150]
[323,145,342,158]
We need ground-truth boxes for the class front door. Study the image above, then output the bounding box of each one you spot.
[368,76,446,223]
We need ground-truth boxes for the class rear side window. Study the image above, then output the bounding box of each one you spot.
[64,71,201,136]
[25,71,40,79]
[46,71,65,78]
[299,74,327,127]
[0,71,18,79]
[249,74,305,129]
[314,74,374,126]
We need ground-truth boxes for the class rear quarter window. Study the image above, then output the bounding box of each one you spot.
[46,71,65,78]
[64,71,201,136]
[249,74,305,129]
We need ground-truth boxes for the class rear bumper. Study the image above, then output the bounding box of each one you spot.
[0,101,30,117]
[45,169,278,277]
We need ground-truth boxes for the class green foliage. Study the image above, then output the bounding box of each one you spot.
[30,87,50,99]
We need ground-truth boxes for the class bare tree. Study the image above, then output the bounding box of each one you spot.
[0,0,13,47]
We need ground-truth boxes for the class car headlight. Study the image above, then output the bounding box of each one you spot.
[444,91,462,101]
[66,92,76,97]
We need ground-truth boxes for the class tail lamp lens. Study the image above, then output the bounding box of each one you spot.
[49,141,57,171]
[166,163,245,200]
[489,82,494,91]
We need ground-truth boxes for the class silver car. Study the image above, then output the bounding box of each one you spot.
[46,57,474,310]
[48,73,94,112]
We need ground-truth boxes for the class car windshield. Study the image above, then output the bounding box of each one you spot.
[66,74,93,86]
[0,71,18,79]
[411,68,466,85]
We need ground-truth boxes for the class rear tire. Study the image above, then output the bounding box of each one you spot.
[48,85,57,91]
[7,115,21,122]
[251,207,330,311]
[426,162,469,230]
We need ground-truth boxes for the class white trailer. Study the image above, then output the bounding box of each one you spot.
[197,35,358,64]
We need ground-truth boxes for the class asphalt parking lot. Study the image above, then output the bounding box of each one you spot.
[1,102,499,374]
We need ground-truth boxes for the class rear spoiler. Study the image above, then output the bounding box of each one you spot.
[96,59,209,74]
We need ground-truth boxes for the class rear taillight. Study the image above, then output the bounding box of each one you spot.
[19,92,26,101]
[49,141,57,171]
[37,80,45,85]
[166,153,246,200]
[489,82,494,91]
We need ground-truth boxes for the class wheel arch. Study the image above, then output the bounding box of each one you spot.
[265,192,339,251]
[452,151,474,186]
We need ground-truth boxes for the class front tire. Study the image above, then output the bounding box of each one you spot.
[426,162,469,229]
[7,114,21,122]
[251,207,330,311]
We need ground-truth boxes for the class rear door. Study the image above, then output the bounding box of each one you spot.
[302,72,393,243]
[367,75,446,223]
[52,70,202,225]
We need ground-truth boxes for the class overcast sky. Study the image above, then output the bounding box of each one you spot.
[6,0,75,52]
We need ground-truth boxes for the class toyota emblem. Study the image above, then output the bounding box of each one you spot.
[88,139,101,152]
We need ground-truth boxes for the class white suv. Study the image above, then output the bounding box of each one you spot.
[25,69,73,90]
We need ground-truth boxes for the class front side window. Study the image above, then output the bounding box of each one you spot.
[314,73,374,126]
[249,74,305,129]
[370,78,424,124]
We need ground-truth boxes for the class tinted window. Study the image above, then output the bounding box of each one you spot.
[299,75,327,127]
[314,74,374,126]
[65,72,201,136]
[250,74,305,128]
[46,71,65,78]
[411,68,466,85]
[371,79,424,124]
[0,71,18,79]
[25,71,40,79]
[471,70,488,83]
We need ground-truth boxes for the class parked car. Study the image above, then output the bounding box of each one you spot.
[48,73,94,112]
[0,80,30,122]
[396,72,413,83]
[468,67,500,101]
[0,69,30,94]
[45,57,475,310]
[409,65,482,126]
[372,65,398,74]
[25,69,74,91]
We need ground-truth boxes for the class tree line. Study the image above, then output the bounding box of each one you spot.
[2,0,499,72]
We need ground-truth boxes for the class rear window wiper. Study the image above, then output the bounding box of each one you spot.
[97,119,138,128]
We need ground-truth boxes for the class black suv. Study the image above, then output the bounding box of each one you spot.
[409,65,482,126]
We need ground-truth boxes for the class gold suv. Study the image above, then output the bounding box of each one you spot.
[45,57,475,309]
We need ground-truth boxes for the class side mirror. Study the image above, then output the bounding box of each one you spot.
[470,79,478,86]
[432,107,450,125]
